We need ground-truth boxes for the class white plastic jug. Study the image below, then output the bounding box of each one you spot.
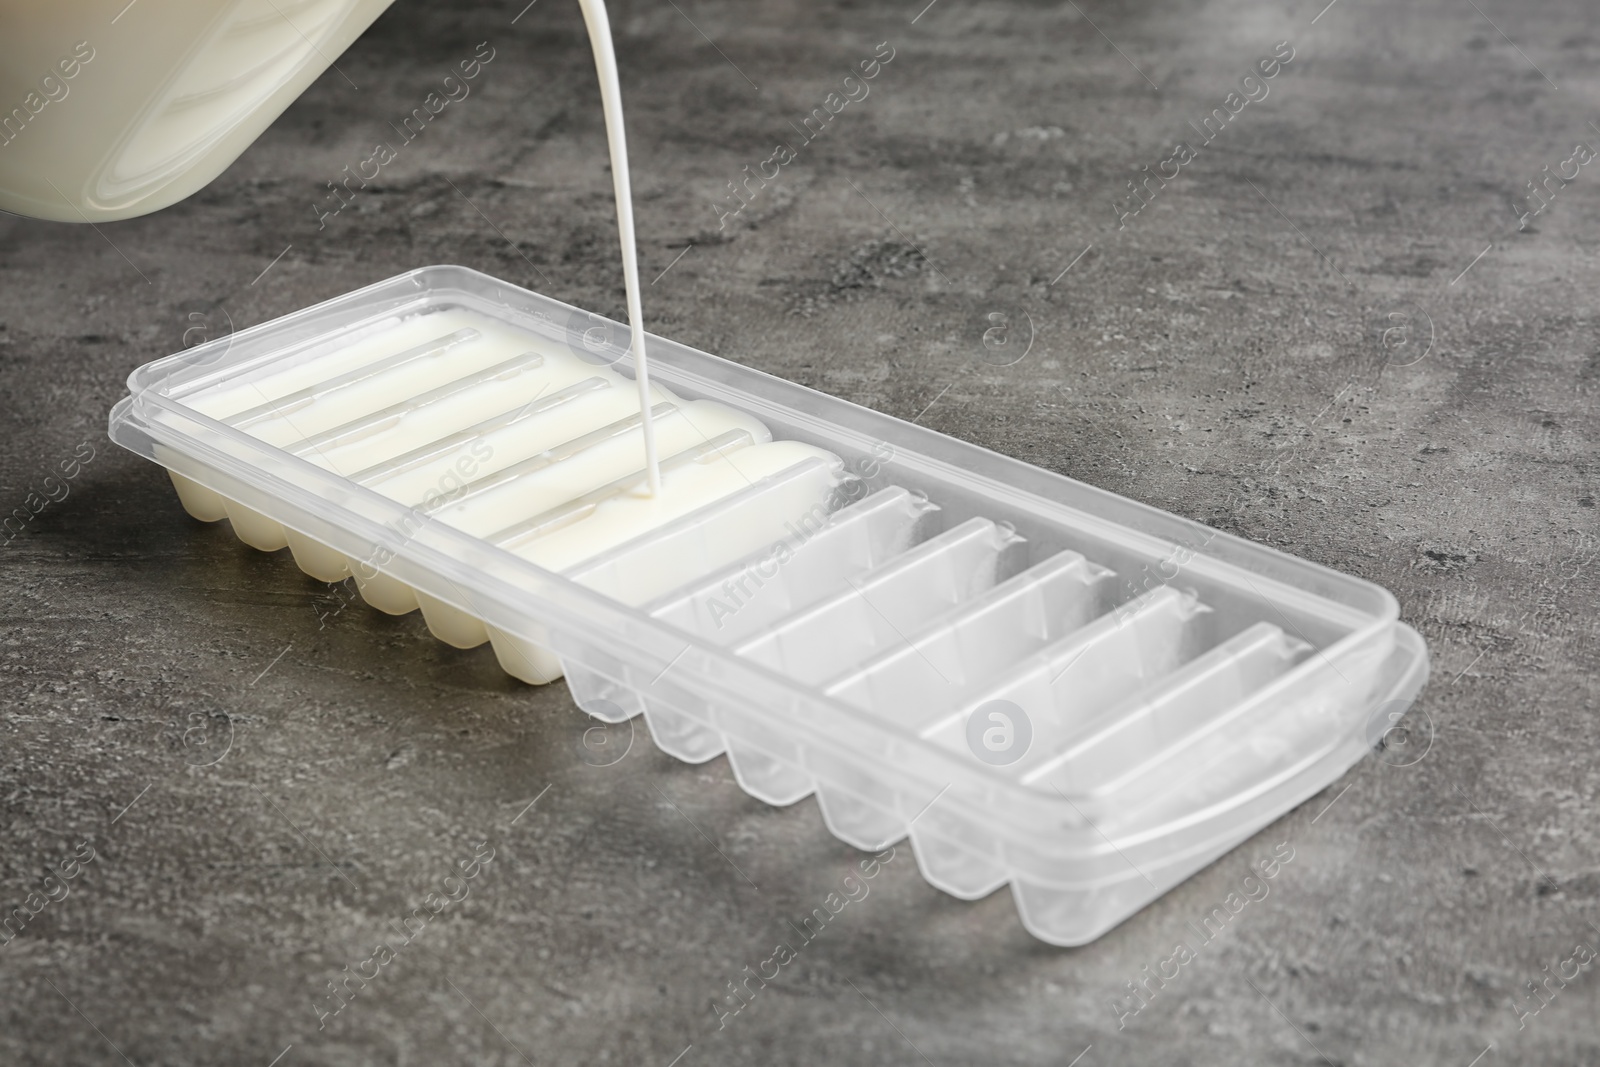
[0,0,396,222]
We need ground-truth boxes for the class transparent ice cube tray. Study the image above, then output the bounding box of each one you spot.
[108,265,1428,945]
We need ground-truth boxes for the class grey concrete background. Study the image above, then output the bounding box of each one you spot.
[2,0,1598,1063]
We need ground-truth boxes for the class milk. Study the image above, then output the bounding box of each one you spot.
[173,301,833,669]
[575,0,662,493]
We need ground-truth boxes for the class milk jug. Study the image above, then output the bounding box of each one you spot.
[0,0,395,222]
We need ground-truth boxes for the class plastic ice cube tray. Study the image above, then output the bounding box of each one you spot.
[109,265,1428,945]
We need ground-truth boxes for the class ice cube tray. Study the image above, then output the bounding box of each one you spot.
[108,265,1428,945]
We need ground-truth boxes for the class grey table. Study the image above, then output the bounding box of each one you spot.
[3,0,1597,1064]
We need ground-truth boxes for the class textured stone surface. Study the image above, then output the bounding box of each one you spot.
[2,0,1598,1064]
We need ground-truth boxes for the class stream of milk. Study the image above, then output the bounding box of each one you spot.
[575,0,662,495]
